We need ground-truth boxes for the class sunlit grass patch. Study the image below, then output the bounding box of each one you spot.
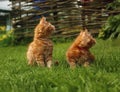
[0,39,120,92]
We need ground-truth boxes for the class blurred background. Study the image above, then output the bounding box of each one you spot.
[0,0,120,45]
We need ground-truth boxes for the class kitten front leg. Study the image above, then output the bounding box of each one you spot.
[67,58,76,69]
[28,60,34,66]
[70,62,76,69]
[46,46,53,68]
[47,60,52,68]
[83,53,95,67]
[36,55,45,67]
[46,56,52,68]
[27,53,34,66]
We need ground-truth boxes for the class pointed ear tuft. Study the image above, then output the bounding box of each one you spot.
[79,30,84,36]
[81,31,86,37]
[40,17,46,24]
[84,28,88,33]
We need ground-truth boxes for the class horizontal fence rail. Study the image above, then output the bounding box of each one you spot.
[10,0,119,40]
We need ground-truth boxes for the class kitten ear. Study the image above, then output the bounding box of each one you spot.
[81,31,86,37]
[78,30,89,47]
[40,17,46,24]
[80,28,88,35]
[84,28,92,37]
[79,30,84,36]
[84,28,88,32]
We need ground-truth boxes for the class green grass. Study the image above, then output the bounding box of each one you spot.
[0,39,120,92]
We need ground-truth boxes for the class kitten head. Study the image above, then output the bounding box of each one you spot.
[34,17,55,39]
[78,29,96,48]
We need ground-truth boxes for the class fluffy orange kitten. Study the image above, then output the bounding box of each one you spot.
[27,17,55,68]
[66,29,96,68]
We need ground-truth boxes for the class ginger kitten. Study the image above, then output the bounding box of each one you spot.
[66,29,96,68]
[27,17,55,68]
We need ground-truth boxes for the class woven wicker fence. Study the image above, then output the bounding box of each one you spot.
[10,0,119,39]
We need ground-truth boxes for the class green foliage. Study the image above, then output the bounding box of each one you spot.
[99,0,120,39]
[0,30,15,46]
[0,26,6,34]
[99,14,120,39]
[107,0,120,10]
[0,40,120,92]
[13,36,33,45]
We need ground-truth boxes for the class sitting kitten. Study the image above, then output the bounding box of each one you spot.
[27,17,55,68]
[66,29,96,68]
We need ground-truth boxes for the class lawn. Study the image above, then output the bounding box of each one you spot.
[0,39,120,92]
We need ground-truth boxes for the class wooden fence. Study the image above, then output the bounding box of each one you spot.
[10,0,120,39]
